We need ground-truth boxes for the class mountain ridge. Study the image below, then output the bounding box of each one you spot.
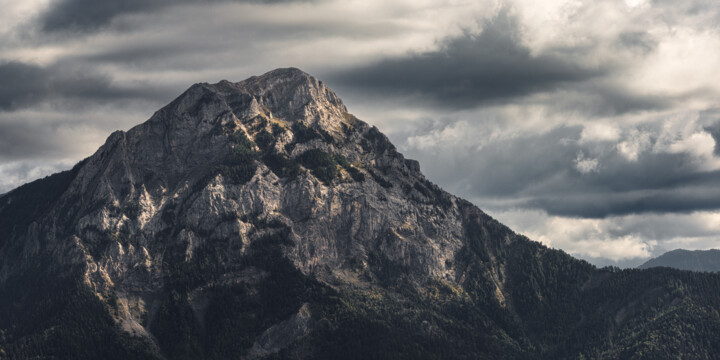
[1,68,720,359]
[639,249,720,272]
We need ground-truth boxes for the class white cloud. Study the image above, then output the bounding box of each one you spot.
[0,159,75,193]
[668,131,715,158]
[485,207,720,264]
[632,27,720,103]
[486,208,656,261]
[624,0,649,10]
[0,0,49,34]
[574,151,600,174]
[580,122,620,143]
[617,129,652,161]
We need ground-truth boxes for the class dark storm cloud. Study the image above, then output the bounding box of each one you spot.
[504,144,720,218]
[0,120,66,159]
[85,44,196,66]
[329,10,603,109]
[457,126,583,197]
[41,0,167,32]
[40,0,312,32]
[557,84,672,117]
[405,122,720,219]
[0,61,168,111]
[527,186,720,218]
[531,152,720,218]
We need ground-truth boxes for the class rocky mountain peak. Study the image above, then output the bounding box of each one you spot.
[13,67,447,284]
[75,68,364,204]
[166,67,347,129]
[2,68,719,360]
[218,67,346,116]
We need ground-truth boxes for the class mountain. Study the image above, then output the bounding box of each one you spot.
[2,68,720,359]
[639,249,720,272]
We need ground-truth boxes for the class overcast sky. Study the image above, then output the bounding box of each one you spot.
[1,0,719,267]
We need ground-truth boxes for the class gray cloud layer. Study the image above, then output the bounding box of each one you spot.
[330,11,602,109]
[401,121,720,219]
[0,61,168,110]
[40,0,308,32]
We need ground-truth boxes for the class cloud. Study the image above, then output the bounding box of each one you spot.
[487,207,720,265]
[485,208,657,263]
[574,151,600,174]
[552,84,673,117]
[616,129,652,161]
[39,0,311,32]
[580,123,621,143]
[0,101,160,174]
[399,110,720,219]
[616,31,657,55]
[329,9,603,109]
[40,0,167,32]
[0,60,168,110]
[700,110,720,154]
[0,159,76,194]
[527,186,720,218]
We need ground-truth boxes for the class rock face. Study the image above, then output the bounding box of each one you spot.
[2,68,720,360]
[13,67,463,291]
[245,303,312,359]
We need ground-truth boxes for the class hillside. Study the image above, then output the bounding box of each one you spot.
[639,249,720,272]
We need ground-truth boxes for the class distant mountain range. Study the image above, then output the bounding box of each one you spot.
[638,249,720,272]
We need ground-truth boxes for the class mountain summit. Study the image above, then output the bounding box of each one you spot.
[2,69,720,359]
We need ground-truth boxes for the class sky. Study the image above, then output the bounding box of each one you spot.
[1,0,719,267]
